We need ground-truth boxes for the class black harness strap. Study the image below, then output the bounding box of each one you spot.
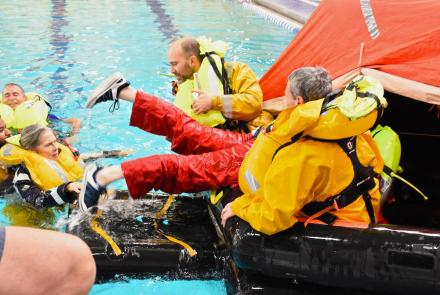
[301,136,377,224]
[203,51,243,131]
[35,94,53,111]
[203,51,232,95]
[356,91,383,131]
[270,90,343,162]
[271,132,303,162]
[217,119,249,133]
[320,89,342,113]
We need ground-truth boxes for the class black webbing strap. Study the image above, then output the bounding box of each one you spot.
[271,132,304,162]
[35,94,53,111]
[356,91,383,131]
[220,56,231,95]
[301,136,377,224]
[382,165,393,176]
[270,90,341,162]
[203,51,231,95]
[218,119,249,133]
[321,89,342,113]
[362,193,376,223]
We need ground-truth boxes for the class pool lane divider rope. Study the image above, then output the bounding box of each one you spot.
[154,194,197,257]
[241,2,302,32]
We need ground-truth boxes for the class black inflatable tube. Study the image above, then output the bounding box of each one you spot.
[224,218,440,294]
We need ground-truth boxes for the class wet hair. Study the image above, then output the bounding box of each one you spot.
[2,83,25,96]
[288,67,332,102]
[19,124,52,150]
[173,37,203,63]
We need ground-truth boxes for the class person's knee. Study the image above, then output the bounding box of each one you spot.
[65,234,96,288]
[0,227,96,295]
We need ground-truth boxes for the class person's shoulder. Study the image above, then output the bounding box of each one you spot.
[225,61,249,68]
[225,61,255,76]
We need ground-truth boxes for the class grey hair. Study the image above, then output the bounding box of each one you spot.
[19,124,52,150]
[288,67,332,102]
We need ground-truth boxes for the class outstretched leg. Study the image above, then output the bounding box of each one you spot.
[79,142,251,210]
[121,143,251,197]
[86,72,252,155]
[129,91,252,154]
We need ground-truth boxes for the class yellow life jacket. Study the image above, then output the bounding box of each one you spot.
[0,92,50,130]
[0,165,9,182]
[174,37,227,127]
[2,202,60,228]
[239,75,387,195]
[0,139,83,190]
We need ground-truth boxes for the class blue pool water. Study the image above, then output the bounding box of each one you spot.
[90,279,226,295]
[0,0,295,293]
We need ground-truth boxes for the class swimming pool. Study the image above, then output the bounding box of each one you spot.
[0,0,294,293]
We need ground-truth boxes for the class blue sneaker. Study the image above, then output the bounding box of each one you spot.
[86,72,130,111]
[78,164,106,213]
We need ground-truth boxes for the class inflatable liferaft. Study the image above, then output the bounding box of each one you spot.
[207,195,440,295]
[71,190,440,294]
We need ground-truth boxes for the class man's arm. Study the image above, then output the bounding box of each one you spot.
[48,114,82,136]
[62,117,82,135]
[211,62,263,121]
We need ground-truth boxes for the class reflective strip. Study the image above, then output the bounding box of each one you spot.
[49,188,65,205]
[44,159,69,183]
[244,170,260,193]
[207,66,219,96]
[2,145,12,156]
[13,172,30,182]
[360,0,380,39]
[221,94,233,118]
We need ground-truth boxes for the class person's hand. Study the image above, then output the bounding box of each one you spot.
[66,182,81,194]
[192,90,213,114]
[221,202,236,227]
[63,117,82,135]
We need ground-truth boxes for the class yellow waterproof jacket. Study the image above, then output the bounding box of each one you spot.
[212,61,263,122]
[232,99,384,235]
[0,140,83,190]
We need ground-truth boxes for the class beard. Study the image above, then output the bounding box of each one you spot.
[175,63,195,83]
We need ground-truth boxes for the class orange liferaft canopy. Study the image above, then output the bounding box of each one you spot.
[260,0,440,105]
